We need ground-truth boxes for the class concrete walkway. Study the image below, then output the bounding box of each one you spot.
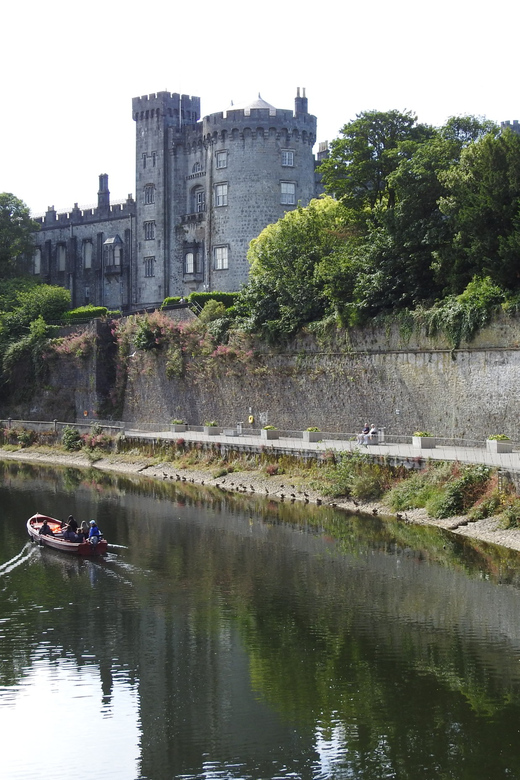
[124,428,520,474]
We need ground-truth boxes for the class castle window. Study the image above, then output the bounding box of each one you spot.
[215,183,228,207]
[282,150,294,167]
[280,182,296,205]
[214,245,228,270]
[144,185,155,204]
[192,161,202,173]
[152,152,156,167]
[216,151,227,169]
[57,244,66,272]
[114,244,122,266]
[85,286,90,305]
[185,252,194,274]
[144,221,155,240]
[142,153,147,169]
[33,247,41,275]
[82,240,93,270]
[192,187,205,213]
[144,257,155,277]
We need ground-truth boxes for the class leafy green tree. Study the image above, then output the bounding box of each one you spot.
[0,193,39,275]
[237,197,347,341]
[439,128,520,291]
[319,116,499,319]
[319,110,433,211]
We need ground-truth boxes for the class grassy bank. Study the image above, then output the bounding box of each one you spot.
[3,424,520,554]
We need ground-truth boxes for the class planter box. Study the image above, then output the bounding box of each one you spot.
[261,429,279,440]
[203,426,220,435]
[412,436,436,449]
[170,424,186,433]
[302,431,322,442]
[486,439,513,454]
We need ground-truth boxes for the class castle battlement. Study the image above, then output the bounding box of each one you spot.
[200,108,316,146]
[132,92,200,123]
[34,195,136,227]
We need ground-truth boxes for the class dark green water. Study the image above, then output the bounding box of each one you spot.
[1,460,520,779]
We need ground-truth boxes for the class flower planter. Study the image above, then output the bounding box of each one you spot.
[261,429,279,440]
[302,431,322,442]
[412,436,436,449]
[486,439,513,454]
[203,426,220,436]
[170,424,186,433]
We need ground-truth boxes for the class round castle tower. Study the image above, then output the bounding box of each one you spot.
[134,89,319,303]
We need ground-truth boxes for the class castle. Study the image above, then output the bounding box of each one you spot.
[32,89,322,311]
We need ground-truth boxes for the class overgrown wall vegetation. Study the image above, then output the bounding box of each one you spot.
[4,310,518,442]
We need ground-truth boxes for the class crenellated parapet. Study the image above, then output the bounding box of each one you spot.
[501,120,520,135]
[132,91,200,125]
[201,107,316,146]
[33,193,136,228]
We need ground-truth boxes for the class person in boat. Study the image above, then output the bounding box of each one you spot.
[67,515,79,533]
[39,518,54,536]
[88,520,102,545]
[79,520,89,539]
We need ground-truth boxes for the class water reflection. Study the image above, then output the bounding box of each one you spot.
[0,461,520,779]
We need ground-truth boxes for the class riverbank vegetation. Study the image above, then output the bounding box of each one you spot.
[3,426,520,530]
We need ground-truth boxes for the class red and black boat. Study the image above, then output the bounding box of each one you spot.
[27,513,108,556]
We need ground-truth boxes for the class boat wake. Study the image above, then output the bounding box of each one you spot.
[0,543,37,577]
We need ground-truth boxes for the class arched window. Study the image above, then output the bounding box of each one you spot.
[192,161,202,173]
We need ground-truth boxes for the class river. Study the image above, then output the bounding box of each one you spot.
[1,460,520,779]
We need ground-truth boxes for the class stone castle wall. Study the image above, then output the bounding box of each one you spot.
[120,314,520,440]
[8,313,520,442]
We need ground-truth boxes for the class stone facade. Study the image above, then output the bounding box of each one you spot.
[32,89,320,311]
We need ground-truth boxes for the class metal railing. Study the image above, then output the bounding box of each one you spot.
[0,419,518,453]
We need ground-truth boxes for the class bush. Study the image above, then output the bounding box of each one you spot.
[500,500,520,529]
[189,291,240,310]
[63,306,108,322]
[426,465,491,519]
[62,425,82,451]
[161,296,182,308]
[17,428,36,447]
[350,471,384,500]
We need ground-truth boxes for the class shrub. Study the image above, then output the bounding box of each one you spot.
[17,428,36,447]
[63,306,108,322]
[189,291,240,310]
[500,500,520,529]
[62,425,82,451]
[426,465,491,519]
[265,463,279,476]
[161,296,182,308]
[468,489,504,520]
[350,471,384,500]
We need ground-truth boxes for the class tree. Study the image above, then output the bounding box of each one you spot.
[438,128,520,291]
[237,198,347,341]
[319,110,433,211]
[0,193,39,275]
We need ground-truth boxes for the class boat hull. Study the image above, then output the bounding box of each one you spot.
[27,513,108,556]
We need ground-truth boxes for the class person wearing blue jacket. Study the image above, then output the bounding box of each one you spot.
[88,520,102,545]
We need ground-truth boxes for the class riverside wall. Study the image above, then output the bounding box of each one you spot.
[121,314,520,440]
[5,312,520,441]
